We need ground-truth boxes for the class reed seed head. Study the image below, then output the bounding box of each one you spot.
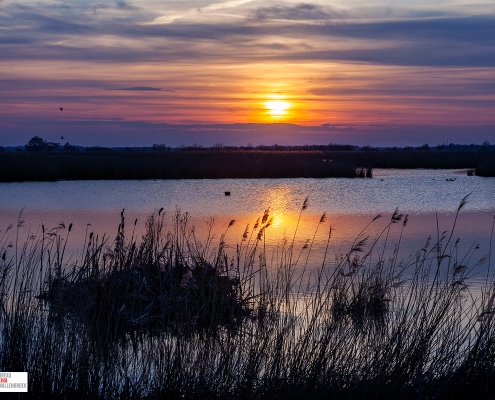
[302,196,309,211]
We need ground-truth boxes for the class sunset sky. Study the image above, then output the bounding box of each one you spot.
[1,0,494,147]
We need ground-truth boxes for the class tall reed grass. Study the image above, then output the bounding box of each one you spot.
[1,197,495,399]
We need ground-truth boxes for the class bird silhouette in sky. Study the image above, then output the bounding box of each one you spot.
[61,136,64,140]
[60,107,63,111]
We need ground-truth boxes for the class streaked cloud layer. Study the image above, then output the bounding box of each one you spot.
[1,0,494,146]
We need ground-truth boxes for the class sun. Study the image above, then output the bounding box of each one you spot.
[264,100,291,118]
[249,94,301,123]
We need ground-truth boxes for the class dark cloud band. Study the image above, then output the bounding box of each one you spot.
[107,87,175,91]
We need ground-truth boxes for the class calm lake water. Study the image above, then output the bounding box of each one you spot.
[1,169,494,284]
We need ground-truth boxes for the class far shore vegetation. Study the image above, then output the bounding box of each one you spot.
[0,136,494,181]
[2,197,495,399]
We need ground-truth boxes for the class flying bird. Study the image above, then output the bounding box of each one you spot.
[61,136,64,140]
[60,108,63,111]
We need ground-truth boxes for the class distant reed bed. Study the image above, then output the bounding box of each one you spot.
[360,149,495,170]
[1,196,495,399]
[476,160,495,177]
[0,150,367,181]
[1,149,495,181]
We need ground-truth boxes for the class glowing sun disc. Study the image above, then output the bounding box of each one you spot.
[265,100,290,116]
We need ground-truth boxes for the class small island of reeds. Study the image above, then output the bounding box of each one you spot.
[1,196,495,399]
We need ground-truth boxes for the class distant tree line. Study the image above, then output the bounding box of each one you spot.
[0,136,493,154]
[0,136,491,153]
[434,141,493,151]
[23,136,79,152]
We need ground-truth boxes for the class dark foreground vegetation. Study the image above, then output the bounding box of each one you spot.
[1,197,495,399]
[2,148,495,181]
